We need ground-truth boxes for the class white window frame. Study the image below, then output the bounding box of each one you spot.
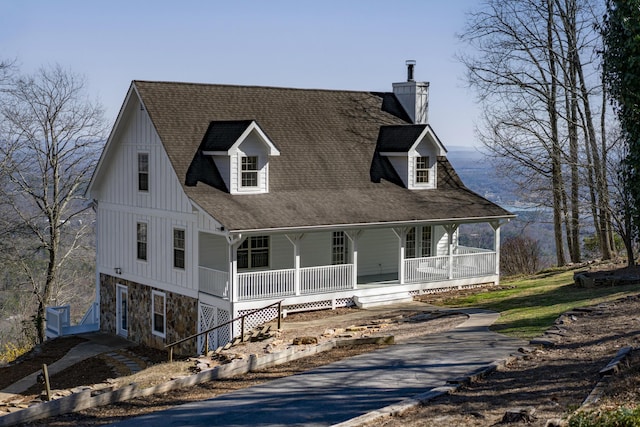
[136,222,148,261]
[240,156,259,189]
[173,228,186,270]
[405,226,432,259]
[237,236,270,269]
[151,290,166,338]
[138,152,149,192]
[331,231,349,265]
[421,226,432,257]
[405,228,416,259]
[415,156,430,185]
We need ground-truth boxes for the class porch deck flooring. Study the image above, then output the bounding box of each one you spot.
[357,273,399,287]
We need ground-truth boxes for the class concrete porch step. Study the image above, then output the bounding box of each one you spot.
[353,292,414,309]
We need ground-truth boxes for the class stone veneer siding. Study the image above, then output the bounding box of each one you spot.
[100,274,198,356]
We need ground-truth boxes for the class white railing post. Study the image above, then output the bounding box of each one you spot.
[393,228,407,285]
[294,243,301,295]
[445,224,458,280]
[346,231,362,289]
[286,234,304,296]
[491,221,501,276]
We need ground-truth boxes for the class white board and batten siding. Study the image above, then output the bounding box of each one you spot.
[229,133,269,195]
[94,97,200,298]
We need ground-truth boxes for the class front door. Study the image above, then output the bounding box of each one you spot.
[116,284,128,337]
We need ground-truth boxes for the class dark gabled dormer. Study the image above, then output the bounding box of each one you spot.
[371,124,446,189]
[186,120,280,194]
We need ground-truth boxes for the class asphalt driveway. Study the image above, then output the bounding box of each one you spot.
[110,309,525,427]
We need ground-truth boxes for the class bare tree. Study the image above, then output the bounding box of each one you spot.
[501,235,542,275]
[459,0,614,266]
[0,65,106,343]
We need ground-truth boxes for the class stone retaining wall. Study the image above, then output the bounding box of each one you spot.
[100,274,197,355]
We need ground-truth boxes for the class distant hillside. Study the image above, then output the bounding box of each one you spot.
[447,146,557,267]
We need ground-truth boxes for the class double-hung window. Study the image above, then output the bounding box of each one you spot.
[241,156,258,188]
[405,228,416,259]
[421,226,432,257]
[138,153,149,192]
[238,236,269,269]
[151,290,166,337]
[415,156,430,184]
[331,231,349,265]
[137,222,147,261]
[173,229,185,269]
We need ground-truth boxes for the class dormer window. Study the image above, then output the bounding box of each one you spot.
[373,124,445,190]
[415,156,430,184]
[192,120,280,194]
[241,156,259,188]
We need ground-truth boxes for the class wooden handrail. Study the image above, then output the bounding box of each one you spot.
[165,300,283,362]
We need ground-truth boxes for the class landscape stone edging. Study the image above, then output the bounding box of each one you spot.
[579,346,634,408]
[0,335,394,427]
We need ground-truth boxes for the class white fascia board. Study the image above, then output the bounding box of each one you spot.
[408,124,448,156]
[228,214,516,236]
[227,121,281,156]
[86,83,139,198]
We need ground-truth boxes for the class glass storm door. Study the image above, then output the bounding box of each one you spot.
[116,285,128,337]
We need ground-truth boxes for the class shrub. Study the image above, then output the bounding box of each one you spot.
[568,407,640,427]
[0,342,31,364]
[501,235,541,276]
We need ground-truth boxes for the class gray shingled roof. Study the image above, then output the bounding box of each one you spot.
[200,120,255,152]
[134,81,512,232]
[376,125,428,152]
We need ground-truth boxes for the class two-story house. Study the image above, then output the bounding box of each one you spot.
[86,64,513,354]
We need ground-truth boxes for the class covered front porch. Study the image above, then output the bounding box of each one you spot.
[197,221,503,304]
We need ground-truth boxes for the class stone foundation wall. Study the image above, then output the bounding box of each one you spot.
[100,274,198,355]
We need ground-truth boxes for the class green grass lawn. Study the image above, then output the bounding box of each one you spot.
[437,269,640,339]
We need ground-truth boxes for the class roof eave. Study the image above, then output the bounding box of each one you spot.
[226,214,516,236]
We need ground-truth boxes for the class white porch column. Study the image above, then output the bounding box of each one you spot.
[286,234,304,296]
[491,221,502,276]
[226,234,243,303]
[345,230,362,289]
[445,224,458,280]
[392,228,408,285]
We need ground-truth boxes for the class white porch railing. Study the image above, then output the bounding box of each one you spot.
[200,251,496,301]
[454,245,493,255]
[238,268,295,301]
[46,305,71,339]
[46,302,100,339]
[199,267,229,299]
[452,252,496,278]
[405,251,496,283]
[79,301,99,326]
[301,264,353,294]
[405,255,450,283]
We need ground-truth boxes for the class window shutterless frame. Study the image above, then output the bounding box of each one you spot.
[173,228,185,269]
[138,152,149,192]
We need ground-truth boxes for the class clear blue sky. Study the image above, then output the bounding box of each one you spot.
[1,0,481,147]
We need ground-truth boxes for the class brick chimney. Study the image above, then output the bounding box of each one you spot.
[392,60,429,124]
